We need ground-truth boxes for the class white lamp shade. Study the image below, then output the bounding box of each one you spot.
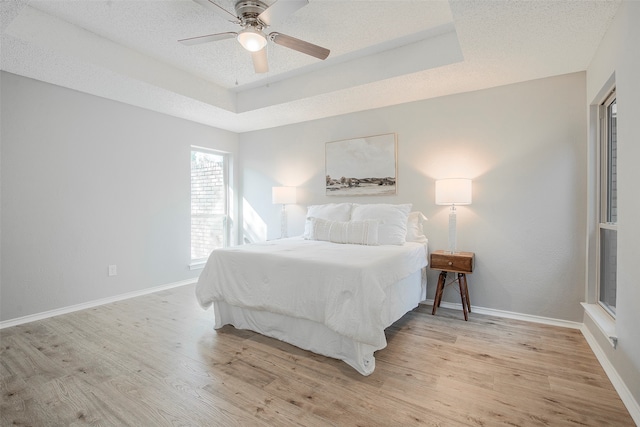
[435,179,472,205]
[237,28,267,52]
[272,186,297,204]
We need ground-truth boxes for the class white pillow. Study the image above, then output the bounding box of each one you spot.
[406,211,428,243]
[351,203,412,245]
[309,218,379,245]
[303,203,353,238]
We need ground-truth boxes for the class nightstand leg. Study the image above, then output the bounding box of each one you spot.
[458,273,469,321]
[437,271,447,308]
[462,273,471,313]
[438,271,447,307]
[432,271,447,315]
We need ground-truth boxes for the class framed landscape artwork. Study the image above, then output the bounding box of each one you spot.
[325,133,397,196]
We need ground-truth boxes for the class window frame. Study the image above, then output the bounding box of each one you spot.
[596,88,617,318]
[189,147,230,268]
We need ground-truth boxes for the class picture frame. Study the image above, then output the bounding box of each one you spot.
[325,133,397,196]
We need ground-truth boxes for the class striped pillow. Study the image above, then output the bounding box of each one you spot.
[308,218,379,245]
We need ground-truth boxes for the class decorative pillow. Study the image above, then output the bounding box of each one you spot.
[351,203,412,245]
[406,211,428,243]
[309,217,379,245]
[303,203,353,238]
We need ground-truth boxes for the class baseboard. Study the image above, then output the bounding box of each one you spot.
[0,278,197,329]
[423,299,583,329]
[581,324,640,426]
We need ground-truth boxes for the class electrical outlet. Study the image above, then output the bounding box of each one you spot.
[108,265,117,276]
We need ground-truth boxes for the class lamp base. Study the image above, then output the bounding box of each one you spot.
[448,205,457,254]
[280,204,288,239]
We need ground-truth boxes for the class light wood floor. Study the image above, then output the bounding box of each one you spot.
[1,284,634,426]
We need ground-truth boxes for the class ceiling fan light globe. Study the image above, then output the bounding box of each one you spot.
[237,28,267,52]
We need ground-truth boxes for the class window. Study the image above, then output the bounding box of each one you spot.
[190,148,229,265]
[598,89,617,317]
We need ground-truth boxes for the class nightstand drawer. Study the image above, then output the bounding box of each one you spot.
[430,250,474,273]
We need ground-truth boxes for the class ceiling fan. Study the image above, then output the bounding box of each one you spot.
[179,0,330,74]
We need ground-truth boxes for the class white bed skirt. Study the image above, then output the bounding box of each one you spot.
[212,269,426,376]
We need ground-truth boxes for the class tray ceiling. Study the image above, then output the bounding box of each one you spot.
[1,0,621,132]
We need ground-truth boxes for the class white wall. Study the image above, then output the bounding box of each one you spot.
[585,0,640,414]
[240,72,587,322]
[0,71,239,321]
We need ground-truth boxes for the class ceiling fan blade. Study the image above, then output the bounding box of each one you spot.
[251,48,269,73]
[258,0,308,26]
[179,32,237,46]
[269,32,329,60]
[192,0,239,23]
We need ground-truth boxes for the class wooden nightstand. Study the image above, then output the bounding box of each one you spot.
[430,250,475,321]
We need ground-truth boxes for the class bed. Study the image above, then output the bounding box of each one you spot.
[195,203,429,375]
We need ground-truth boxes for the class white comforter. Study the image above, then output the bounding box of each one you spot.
[196,237,427,348]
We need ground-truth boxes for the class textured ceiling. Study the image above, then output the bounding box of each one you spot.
[1,0,621,133]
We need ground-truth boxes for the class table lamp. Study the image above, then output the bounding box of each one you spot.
[272,186,296,238]
[435,179,472,254]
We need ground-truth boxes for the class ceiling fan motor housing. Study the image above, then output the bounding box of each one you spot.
[235,0,269,28]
